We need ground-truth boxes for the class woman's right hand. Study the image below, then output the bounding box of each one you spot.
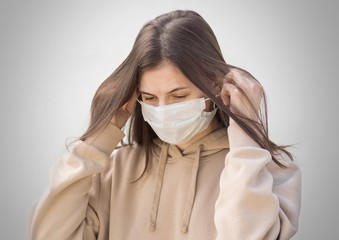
[110,90,139,129]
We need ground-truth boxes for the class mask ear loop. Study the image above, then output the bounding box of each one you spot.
[213,101,217,110]
[205,95,218,110]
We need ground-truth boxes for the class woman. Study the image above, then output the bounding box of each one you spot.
[30,10,301,240]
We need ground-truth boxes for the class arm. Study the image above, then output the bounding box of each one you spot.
[30,124,125,240]
[215,67,301,239]
[214,121,301,239]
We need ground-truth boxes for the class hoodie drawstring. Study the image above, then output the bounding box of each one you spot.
[149,142,203,233]
[181,144,202,233]
[149,142,169,231]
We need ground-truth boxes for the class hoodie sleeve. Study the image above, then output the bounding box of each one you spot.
[30,124,125,240]
[214,122,301,240]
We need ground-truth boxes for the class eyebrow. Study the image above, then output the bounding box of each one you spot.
[139,87,190,95]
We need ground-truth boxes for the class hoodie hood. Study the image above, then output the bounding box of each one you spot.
[149,128,229,232]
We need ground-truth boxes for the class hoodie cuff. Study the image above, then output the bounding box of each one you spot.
[227,120,260,150]
[85,123,125,155]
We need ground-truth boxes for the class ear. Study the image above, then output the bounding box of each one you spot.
[204,98,216,112]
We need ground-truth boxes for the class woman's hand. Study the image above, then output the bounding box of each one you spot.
[111,90,139,129]
[220,66,264,123]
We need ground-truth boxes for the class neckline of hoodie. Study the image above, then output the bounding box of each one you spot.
[165,149,228,163]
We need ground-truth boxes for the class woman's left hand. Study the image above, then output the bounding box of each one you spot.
[220,66,264,122]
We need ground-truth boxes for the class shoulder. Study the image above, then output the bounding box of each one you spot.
[112,143,147,166]
[108,143,148,182]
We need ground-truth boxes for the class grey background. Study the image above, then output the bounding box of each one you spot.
[1,0,338,239]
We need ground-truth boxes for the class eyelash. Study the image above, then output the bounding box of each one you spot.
[144,96,156,101]
[143,95,187,101]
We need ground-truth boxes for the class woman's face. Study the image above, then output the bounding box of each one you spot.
[139,61,207,106]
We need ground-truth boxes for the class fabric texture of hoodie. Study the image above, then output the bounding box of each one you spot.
[30,122,301,240]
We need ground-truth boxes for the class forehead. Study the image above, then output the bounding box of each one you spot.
[139,62,196,92]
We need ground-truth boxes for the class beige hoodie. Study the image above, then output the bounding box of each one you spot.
[30,122,301,240]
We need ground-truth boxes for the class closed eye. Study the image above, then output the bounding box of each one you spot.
[174,95,187,99]
[141,94,157,101]
[144,96,155,100]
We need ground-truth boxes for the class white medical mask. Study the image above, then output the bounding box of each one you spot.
[138,98,217,145]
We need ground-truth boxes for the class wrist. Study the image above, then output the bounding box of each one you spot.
[85,123,125,155]
[227,120,260,149]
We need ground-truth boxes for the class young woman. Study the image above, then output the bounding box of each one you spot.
[30,10,301,240]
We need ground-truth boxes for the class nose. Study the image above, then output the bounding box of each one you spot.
[156,97,172,107]
[157,99,168,107]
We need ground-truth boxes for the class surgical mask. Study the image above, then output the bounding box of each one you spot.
[138,98,217,145]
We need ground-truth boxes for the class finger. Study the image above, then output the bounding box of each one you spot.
[220,83,237,105]
[223,71,235,84]
[224,67,252,87]
[124,90,139,113]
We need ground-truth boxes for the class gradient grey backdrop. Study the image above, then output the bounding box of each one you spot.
[1,0,338,239]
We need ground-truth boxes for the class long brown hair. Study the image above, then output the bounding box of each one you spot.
[78,10,292,167]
